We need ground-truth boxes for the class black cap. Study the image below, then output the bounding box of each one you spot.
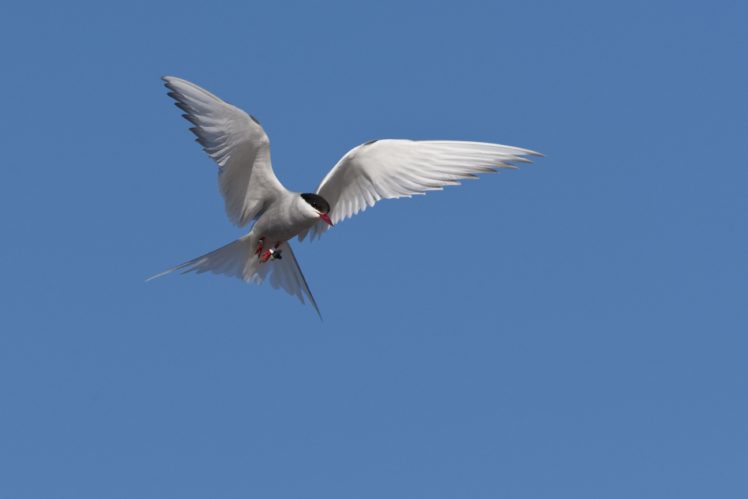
[300,193,331,214]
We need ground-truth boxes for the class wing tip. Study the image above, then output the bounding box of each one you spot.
[521,147,544,158]
[162,75,180,89]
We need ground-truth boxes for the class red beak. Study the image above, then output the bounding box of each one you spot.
[320,213,333,226]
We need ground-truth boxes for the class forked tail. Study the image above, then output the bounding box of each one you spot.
[147,236,321,318]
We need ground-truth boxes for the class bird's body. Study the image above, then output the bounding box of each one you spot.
[251,193,319,245]
[149,76,542,317]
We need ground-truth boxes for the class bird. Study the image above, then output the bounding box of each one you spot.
[148,76,542,318]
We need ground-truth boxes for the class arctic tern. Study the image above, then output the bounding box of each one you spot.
[149,76,542,317]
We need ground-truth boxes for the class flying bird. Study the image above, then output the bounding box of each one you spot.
[149,76,542,317]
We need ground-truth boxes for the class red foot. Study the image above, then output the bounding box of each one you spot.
[258,241,282,263]
[259,249,273,263]
[255,237,265,256]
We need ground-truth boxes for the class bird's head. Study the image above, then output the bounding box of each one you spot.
[300,193,333,225]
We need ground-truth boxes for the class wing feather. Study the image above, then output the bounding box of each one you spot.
[298,139,541,241]
[162,76,287,226]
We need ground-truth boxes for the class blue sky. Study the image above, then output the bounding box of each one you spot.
[1,1,746,497]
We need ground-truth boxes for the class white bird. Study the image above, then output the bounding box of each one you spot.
[149,76,542,318]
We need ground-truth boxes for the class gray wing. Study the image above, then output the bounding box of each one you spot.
[163,76,287,226]
[298,139,541,241]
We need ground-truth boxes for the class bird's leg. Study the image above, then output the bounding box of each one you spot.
[255,237,266,257]
[259,249,272,263]
[259,241,283,263]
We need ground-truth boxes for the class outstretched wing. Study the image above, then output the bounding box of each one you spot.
[298,140,541,241]
[163,76,287,226]
[147,238,321,319]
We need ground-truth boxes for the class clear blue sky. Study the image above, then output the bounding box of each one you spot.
[1,1,746,498]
